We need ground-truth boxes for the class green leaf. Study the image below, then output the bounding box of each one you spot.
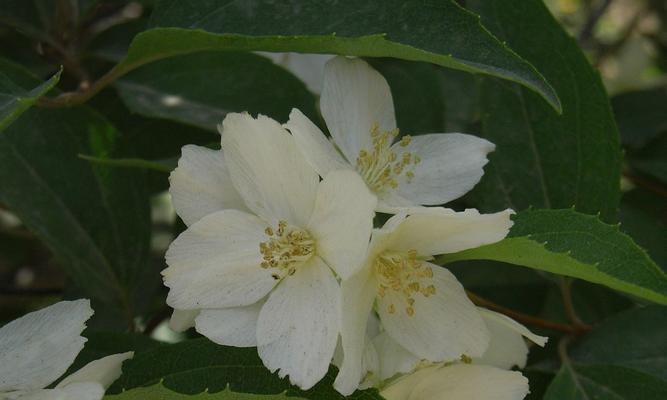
[0,62,152,319]
[620,189,667,271]
[569,306,667,381]
[110,338,384,400]
[463,0,622,221]
[106,383,305,400]
[114,51,318,131]
[544,363,667,400]
[78,0,559,111]
[440,208,667,304]
[0,58,61,132]
[628,133,667,185]
[612,86,667,149]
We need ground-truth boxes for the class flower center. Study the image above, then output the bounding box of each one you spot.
[259,221,315,280]
[375,250,436,316]
[355,123,420,194]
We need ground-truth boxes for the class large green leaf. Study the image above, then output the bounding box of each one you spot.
[463,0,621,221]
[0,58,60,131]
[49,0,560,111]
[114,51,318,131]
[440,209,667,304]
[612,86,667,149]
[0,62,152,319]
[106,383,304,400]
[110,338,384,400]
[544,306,667,399]
[544,363,667,400]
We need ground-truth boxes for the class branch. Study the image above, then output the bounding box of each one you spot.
[466,290,592,335]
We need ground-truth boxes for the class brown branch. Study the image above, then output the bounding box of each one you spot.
[624,171,667,198]
[558,277,590,332]
[466,291,592,335]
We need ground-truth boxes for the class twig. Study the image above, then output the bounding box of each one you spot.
[466,291,591,335]
[624,171,667,198]
[558,277,591,333]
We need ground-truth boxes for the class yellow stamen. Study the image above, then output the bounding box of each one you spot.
[259,220,315,280]
[375,250,436,317]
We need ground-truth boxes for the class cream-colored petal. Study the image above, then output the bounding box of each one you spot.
[257,257,340,390]
[320,56,396,161]
[380,366,440,400]
[0,299,92,392]
[195,302,263,347]
[169,145,248,227]
[307,169,376,279]
[220,112,319,226]
[390,133,495,206]
[387,207,514,256]
[379,263,489,361]
[285,108,351,177]
[163,210,277,309]
[408,364,529,400]
[168,308,199,332]
[258,52,332,94]
[475,308,548,369]
[56,352,133,389]
[334,267,377,395]
[372,332,421,381]
[13,383,104,400]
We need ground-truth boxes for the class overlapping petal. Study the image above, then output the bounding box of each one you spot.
[220,112,319,226]
[377,262,489,361]
[320,57,396,161]
[195,302,263,347]
[169,145,247,226]
[56,352,133,390]
[0,300,92,392]
[163,209,277,309]
[257,257,340,389]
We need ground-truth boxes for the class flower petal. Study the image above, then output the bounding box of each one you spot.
[195,302,263,347]
[475,308,548,369]
[372,332,421,381]
[13,383,104,400]
[378,263,489,361]
[163,209,277,309]
[386,207,513,256]
[390,133,495,206]
[334,267,378,395]
[380,366,439,400]
[307,169,376,279]
[220,112,319,226]
[320,56,396,161]
[0,299,92,392]
[285,108,351,177]
[169,145,247,226]
[408,364,529,400]
[56,352,133,389]
[168,308,199,332]
[257,256,340,390]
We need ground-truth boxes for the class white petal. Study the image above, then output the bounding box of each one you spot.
[56,352,133,389]
[408,364,529,400]
[257,257,340,390]
[372,332,421,381]
[379,263,489,361]
[390,133,495,206]
[10,383,105,400]
[320,56,396,161]
[475,308,548,370]
[168,308,199,332]
[307,169,376,279]
[195,302,263,347]
[169,145,248,226]
[220,112,319,226]
[380,366,439,400]
[0,299,92,392]
[163,210,277,309]
[259,52,332,94]
[386,207,514,256]
[285,108,352,177]
[334,267,377,395]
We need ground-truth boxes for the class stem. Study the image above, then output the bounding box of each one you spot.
[466,290,590,335]
[558,277,591,333]
[624,171,667,198]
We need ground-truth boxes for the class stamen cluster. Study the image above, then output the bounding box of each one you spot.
[259,220,315,279]
[375,249,436,316]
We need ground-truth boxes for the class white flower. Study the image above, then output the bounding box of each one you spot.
[0,300,133,400]
[285,56,495,213]
[258,52,333,94]
[162,112,377,390]
[334,207,514,395]
[374,310,546,400]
